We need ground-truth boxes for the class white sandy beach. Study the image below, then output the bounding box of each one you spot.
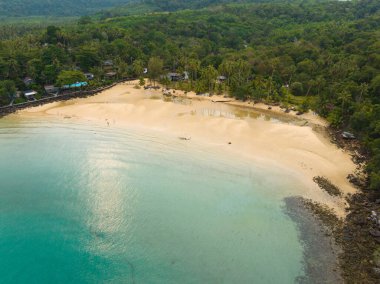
[17,81,357,216]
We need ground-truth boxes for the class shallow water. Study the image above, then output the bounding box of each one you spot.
[162,95,301,125]
[0,117,308,283]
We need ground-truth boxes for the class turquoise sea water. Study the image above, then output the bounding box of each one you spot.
[0,117,306,283]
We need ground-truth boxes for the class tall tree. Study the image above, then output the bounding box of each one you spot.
[132,60,144,78]
[56,70,86,86]
[147,57,163,86]
[0,80,16,106]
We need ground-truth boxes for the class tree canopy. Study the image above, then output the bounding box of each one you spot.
[0,0,134,17]
[57,70,86,86]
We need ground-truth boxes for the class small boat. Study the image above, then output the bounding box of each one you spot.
[342,131,355,139]
[179,136,191,141]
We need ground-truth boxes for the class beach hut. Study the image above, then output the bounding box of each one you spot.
[167,72,182,81]
[217,75,227,83]
[44,85,59,95]
[23,77,34,86]
[23,90,37,100]
[84,73,94,80]
[105,72,117,78]
[103,60,114,67]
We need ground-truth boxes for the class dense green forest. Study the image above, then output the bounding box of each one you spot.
[0,0,379,188]
[138,0,268,12]
[0,0,133,17]
[0,0,263,17]
[97,0,273,18]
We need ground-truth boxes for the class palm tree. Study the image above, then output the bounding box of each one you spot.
[357,83,368,103]
[200,65,218,93]
[218,60,234,86]
[188,59,201,87]
[338,90,352,117]
[147,57,164,86]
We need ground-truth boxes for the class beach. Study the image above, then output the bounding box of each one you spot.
[17,80,357,216]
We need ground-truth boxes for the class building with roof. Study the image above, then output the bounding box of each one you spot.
[105,72,117,78]
[217,75,227,83]
[167,73,183,81]
[103,60,114,67]
[23,77,34,86]
[23,90,37,100]
[44,85,59,95]
[84,73,94,80]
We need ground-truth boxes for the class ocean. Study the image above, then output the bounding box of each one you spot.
[0,116,308,283]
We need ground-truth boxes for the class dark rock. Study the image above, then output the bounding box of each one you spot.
[343,235,352,241]
[283,197,343,283]
[369,229,380,237]
[313,176,342,197]
[353,217,366,226]
[372,267,380,278]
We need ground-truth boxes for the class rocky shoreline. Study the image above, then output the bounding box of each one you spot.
[284,196,343,283]
[286,192,380,283]
[329,127,380,282]
[284,123,380,283]
[301,127,380,283]
[341,192,380,282]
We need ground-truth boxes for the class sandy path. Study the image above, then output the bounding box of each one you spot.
[18,81,357,216]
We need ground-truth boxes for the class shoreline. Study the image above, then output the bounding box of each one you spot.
[0,82,123,118]
[11,80,357,216]
[5,80,379,281]
[167,87,328,128]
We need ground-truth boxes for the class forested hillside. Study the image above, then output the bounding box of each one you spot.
[97,0,272,18]
[0,0,379,189]
[140,0,267,11]
[0,0,268,17]
[0,0,132,17]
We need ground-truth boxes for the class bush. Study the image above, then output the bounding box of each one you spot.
[290,82,304,96]
[327,108,343,127]
[370,172,380,190]
[298,98,310,113]
[14,97,26,104]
